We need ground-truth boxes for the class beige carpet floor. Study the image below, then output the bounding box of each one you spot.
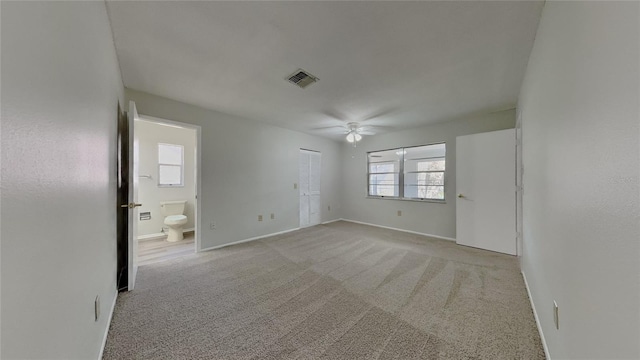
[103,221,544,359]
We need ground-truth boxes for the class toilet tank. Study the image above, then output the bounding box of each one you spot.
[160,200,186,216]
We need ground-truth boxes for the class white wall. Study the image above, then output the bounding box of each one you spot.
[1,2,124,359]
[518,2,640,358]
[125,89,343,250]
[135,120,196,237]
[341,110,515,239]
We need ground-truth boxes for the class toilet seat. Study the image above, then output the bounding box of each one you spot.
[164,214,187,225]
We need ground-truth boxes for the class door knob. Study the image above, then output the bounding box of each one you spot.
[457,194,464,198]
[120,203,142,208]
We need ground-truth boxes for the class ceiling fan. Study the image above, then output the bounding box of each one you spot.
[344,122,375,146]
[315,121,381,146]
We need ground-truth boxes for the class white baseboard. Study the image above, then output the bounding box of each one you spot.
[522,271,551,360]
[198,227,301,253]
[321,218,343,225]
[340,218,456,242]
[138,227,195,241]
[138,233,164,241]
[197,218,455,253]
[97,288,118,360]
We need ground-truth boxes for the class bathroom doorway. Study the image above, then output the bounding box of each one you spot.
[133,115,201,266]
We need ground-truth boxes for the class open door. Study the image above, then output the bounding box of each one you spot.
[125,101,141,290]
[116,103,128,291]
[456,129,516,255]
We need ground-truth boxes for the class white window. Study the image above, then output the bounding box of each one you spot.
[158,143,183,187]
[403,144,445,200]
[368,149,400,197]
[368,143,446,201]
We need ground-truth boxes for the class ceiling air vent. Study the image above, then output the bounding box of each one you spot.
[287,69,318,89]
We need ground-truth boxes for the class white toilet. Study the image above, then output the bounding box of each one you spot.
[160,200,188,242]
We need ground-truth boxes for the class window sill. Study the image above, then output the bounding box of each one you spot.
[366,196,446,204]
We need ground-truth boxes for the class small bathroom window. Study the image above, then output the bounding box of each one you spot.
[158,143,184,187]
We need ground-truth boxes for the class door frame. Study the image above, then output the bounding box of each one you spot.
[516,114,524,258]
[137,114,203,253]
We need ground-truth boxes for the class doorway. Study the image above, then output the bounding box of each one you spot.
[134,115,201,266]
[299,149,321,228]
[117,101,203,291]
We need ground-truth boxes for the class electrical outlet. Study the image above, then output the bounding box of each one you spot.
[209,222,215,230]
[258,215,263,222]
[397,210,402,216]
[94,295,100,322]
[553,301,559,329]
[270,213,275,220]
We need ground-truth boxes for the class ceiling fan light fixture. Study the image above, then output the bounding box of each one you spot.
[346,132,356,143]
[346,131,362,143]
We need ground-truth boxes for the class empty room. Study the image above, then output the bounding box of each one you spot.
[1,1,638,359]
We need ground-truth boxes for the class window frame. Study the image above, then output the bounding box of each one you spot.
[367,142,446,203]
[368,160,399,198]
[157,143,184,187]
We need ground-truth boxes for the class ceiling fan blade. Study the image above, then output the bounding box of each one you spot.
[359,125,395,135]
[311,125,347,131]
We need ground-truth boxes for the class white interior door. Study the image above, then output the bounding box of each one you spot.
[299,151,310,228]
[127,101,141,290]
[456,129,516,255]
[309,151,321,225]
[299,149,321,228]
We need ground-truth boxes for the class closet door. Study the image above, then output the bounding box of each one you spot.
[308,151,322,226]
[299,151,310,228]
[299,149,321,228]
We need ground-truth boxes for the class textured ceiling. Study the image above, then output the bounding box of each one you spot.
[106,1,543,140]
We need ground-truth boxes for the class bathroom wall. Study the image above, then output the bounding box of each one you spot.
[135,119,197,237]
[1,1,124,358]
